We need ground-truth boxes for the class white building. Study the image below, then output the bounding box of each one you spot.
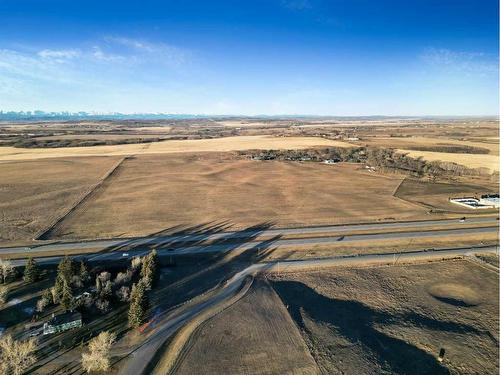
[479,194,500,208]
[450,195,499,209]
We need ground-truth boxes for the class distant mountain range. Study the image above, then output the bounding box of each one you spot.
[0,111,213,121]
[0,111,496,122]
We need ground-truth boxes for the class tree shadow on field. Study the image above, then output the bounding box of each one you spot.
[111,222,281,374]
[270,280,488,375]
[145,221,280,314]
[92,220,263,257]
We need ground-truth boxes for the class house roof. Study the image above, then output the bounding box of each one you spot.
[48,311,82,326]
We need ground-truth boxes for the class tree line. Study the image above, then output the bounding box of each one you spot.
[240,146,492,178]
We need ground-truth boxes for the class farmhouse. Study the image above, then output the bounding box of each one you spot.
[43,311,82,335]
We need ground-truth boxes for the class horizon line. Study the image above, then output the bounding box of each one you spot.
[0,111,498,121]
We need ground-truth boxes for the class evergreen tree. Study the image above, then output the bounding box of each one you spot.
[57,256,74,283]
[23,257,39,283]
[53,274,65,303]
[149,250,159,282]
[42,288,52,304]
[128,282,148,328]
[53,256,76,304]
[79,261,90,283]
[140,250,159,289]
[60,280,75,311]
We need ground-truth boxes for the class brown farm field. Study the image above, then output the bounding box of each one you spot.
[0,156,120,243]
[362,136,500,155]
[360,136,500,172]
[398,149,499,172]
[0,135,351,161]
[270,260,499,375]
[46,153,435,240]
[394,178,498,213]
[172,278,318,375]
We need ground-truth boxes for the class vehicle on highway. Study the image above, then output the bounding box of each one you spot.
[122,253,129,257]
[337,236,345,241]
[459,217,466,222]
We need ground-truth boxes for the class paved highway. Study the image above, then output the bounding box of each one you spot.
[1,216,498,259]
[3,225,498,267]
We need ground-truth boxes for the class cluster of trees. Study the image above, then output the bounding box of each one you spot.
[0,251,160,374]
[77,251,159,373]
[0,257,41,306]
[0,258,39,373]
[35,256,89,312]
[241,146,489,178]
[34,250,159,323]
[128,249,159,328]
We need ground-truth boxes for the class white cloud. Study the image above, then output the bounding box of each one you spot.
[38,49,81,61]
[91,46,126,62]
[0,49,75,82]
[104,36,188,67]
[420,48,498,75]
[0,37,195,112]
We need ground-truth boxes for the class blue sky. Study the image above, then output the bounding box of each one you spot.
[0,0,498,115]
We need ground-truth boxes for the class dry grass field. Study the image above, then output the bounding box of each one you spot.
[270,260,499,375]
[395,178,498,212]
[35,133,169,141]
[398,149,499,172]
[264,233,499,261]
[363,136,499,155]
[359,135,500,172]
[0,156,119,243]
[173,279,318,375]
[47,153,431,240]
[0,135,351,161]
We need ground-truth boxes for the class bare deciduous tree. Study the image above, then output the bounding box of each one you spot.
[81,331,117,373]
[36,297,49,312]
[114,271,132,286]
[95,299,110,314]
[0,335,37,375]
[0,285,8,304]
[0,259,15,284]
[131,256,142,270]
[98,271,111,283]
[116,286,130,302]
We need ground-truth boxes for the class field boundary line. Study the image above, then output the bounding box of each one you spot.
[391,176,407,196]
[390,177,447,212]
[34,155,131,240]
